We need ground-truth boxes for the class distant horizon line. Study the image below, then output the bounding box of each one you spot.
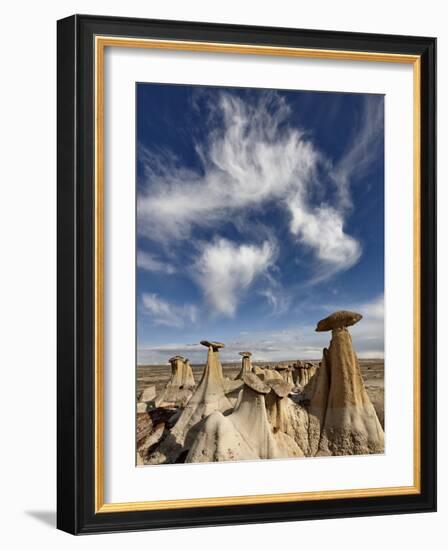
[137,357,384,367]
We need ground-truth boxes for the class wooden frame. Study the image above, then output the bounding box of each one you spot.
[57,14,436,534]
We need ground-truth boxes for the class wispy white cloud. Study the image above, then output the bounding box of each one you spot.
[137,93,320,241]
[333,96,384,209]
[138,93,354,265]
[137,250,176,274]
[258,286,291,316]
[141,293,198,328]
[138,92,383,312]
[288,202,362,281]
[194,238,275,317]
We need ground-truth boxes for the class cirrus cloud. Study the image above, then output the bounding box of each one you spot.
[138,90,383,316]
[141,293,198,328]
[137,250,176,274]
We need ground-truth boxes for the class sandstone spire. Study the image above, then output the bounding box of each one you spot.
[147,340,232,463]
[306,348,330,456]
[294,361,318,388]
[235,351,253,380]
[171,340,231,436]
[154,355,194,408]
[314,311,384,456]
[275,364,294,385]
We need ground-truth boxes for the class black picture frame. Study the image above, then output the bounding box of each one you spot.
[57,14,436,535]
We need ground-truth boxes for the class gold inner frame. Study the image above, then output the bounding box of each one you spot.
[94,36,421,514]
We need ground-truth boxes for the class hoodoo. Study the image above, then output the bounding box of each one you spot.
[235,351,253,380]
[259,366,283,382]
[313,311,384,456]
[154,355,194,408]
[295,362,318,388]
[147,340,232,463]
[186,373,297,462]
[275,364,294,385]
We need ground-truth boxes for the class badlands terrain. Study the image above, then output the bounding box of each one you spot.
[136,311,384,465]
[137,360,384,427]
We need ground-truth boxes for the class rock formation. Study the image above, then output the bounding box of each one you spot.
[141,314,384,464]
[265,379,308,456]
[265,379,293,433]
[235,351,253,380]
[275,364,294,385]
[258,366,284,383]
[312,311,384,456]
[294,362,318,388]
[186,373,301,462]
[315,310,362,332]
[306,348,330,456]
[253,365,267,377]
[154,355,195,408]
[147,341,232,464]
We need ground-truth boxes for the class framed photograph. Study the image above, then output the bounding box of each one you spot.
[57,14,436,534]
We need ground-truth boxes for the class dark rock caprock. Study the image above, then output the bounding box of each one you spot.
[315,310,362,332]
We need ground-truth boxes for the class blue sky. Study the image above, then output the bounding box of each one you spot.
[136,84,384,364]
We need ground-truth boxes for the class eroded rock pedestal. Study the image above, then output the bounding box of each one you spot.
[143,312,384,464]
[275,364,294,386]
[235,351,253,380]
[186,373,301,462]
[308,311,384,456]
[155,355,196,408]
[147,341,232,464]
[293,362,318,388]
